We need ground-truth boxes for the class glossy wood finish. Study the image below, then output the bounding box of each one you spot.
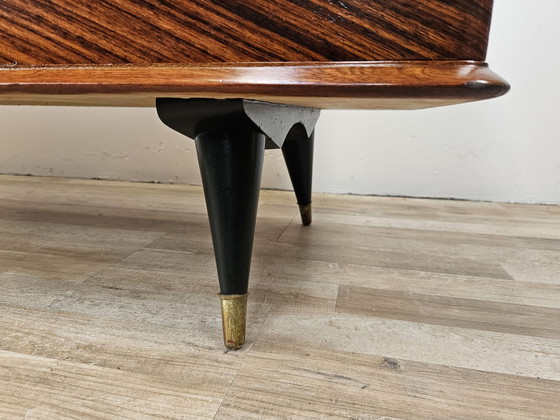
[0,61,509,109]
[0,0,507,109]
[0,0,493,65]
[1,175,560,419]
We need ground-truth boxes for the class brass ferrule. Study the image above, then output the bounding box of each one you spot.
[219,293,249,349]
[299,203,312,226]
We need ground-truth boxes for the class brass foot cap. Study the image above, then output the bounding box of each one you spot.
[299,203,312,226]
[219,293,248,349]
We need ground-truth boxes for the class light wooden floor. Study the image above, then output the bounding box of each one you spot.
[1,175,560,420]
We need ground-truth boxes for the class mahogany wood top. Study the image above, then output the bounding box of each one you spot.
[0,61,509,109]
[0,0,493,65]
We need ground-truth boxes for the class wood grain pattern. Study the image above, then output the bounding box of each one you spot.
[0,0,493,65]
[216,341,560,420]
[336,285,560,339]
[275,222,514,280]
[2,175,560,419]
[0,61,509,108]
[0,350,222,420]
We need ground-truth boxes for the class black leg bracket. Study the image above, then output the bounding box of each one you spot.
[157,98,320,149]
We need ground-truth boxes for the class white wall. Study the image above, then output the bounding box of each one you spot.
[1,0,559,204]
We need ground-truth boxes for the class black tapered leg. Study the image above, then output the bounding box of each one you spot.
[195,127,265,295]
[195,127,265,348]
[156,98,320,349]
[282,125,314,225]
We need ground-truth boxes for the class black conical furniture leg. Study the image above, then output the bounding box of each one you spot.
[195,127,265,349]
[282,126,314,226]
[156,98,320,349]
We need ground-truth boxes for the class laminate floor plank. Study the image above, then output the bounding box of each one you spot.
[0,198,207,233]
[248,256,560,308]
[0,218,165,256]
[276,227,513,280]
[500,249,560,285]
[0,175,208,213]
[0,350,221,420]
[215,341,560,420]
[336,285,560,339]
[253,311,560,380]
[277,223,560,283]
[0,271,271,348]
[0,304,241,390]
[306,192,560,240]
[0,250,120,282]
